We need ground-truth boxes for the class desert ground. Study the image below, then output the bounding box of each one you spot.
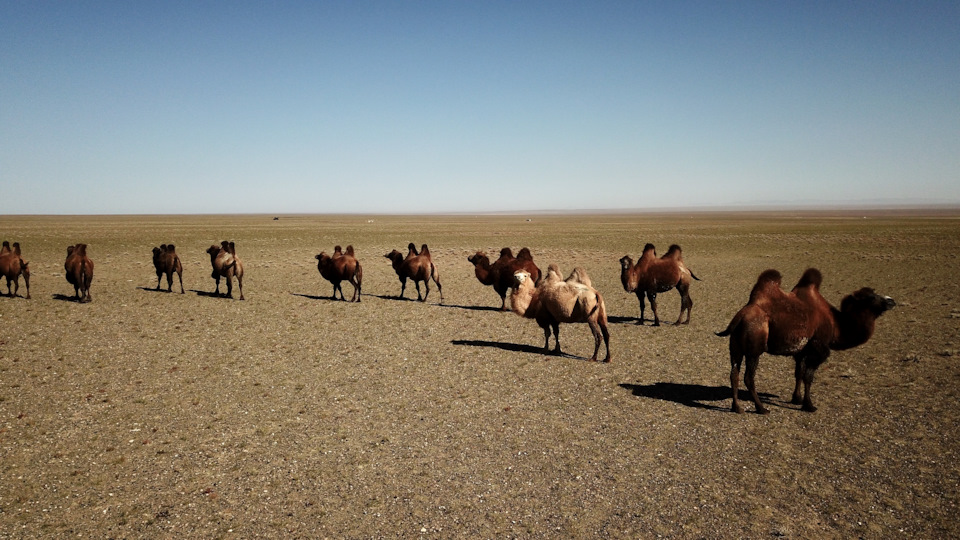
[0,212,957,538]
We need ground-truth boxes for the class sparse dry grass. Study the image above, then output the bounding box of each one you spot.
[0,212,958,538]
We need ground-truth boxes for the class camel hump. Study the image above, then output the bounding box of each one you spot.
[407,242,418,255]
[500,247,514,258]
[221,240,230,252]
[12,242,22,256]
[663,244,682,259]
[76,244,88,256]
[642,243,656,253]
[167,244,175,252]
[795,268,823,290]
[517,247,533,260]
[756,269,782,285]
[334,245,343,254]
[420,244,430,257]
[228,242,236,255]
[345,245,355,256]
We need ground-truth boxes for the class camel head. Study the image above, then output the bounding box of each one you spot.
[385,250,404,268]
[67,245,76,257]
[619,255,638,292]
[513,270,532,288]
[831,287,896,351]
[467,252,488,267]
[842,288,896,317]
[207,245,220,256]
[152,246,162,260]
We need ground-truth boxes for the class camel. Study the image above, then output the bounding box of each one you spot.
[717,268,896,414]
[384,243,443,303]
[0,242,30,299]
[64,244,94,302]
[206,241,244,300]
[315,245,363,301]
[619,243,700,326]
[152,244,184,293]
[510,264,611,362]
[467,247,541,310]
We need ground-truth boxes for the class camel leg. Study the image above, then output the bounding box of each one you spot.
[675,284,693,325]
[418,281,427,302]
[791,360,804,405]
[350,278,360,302]
[177,271,184,294]
[551,321,562,355]
[744,354,768,414]
[648,292,661,326]
[213,276,221,296]
[635,291,646,324]
[800,364,819,412]
[729,342,745,413]
[236,274,244,301]
[600,319,611,362]
[433,277,443,304]
[541,324,551,352]
[587,318,603,362]
[166,272,174,293]
[225,275,233,298]
[156,273,162,291]
[398,277,407,299]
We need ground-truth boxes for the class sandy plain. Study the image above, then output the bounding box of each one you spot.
[0,211,958,538]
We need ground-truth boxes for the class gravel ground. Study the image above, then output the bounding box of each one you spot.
[0,212,957,538]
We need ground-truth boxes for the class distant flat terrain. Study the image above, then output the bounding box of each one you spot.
[1,212,957,537]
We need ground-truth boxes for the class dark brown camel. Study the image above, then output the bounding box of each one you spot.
[315,245,363,301]
[467,247,541,310]
[64,244,94,302]
[206,241,244,300]
[384,243,443,303]
[0,242,30,299]
[717,268,896,414]
[619,243,700,326]
[152,244,184,293]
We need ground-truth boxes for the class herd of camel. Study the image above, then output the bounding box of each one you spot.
[0,238,895,414]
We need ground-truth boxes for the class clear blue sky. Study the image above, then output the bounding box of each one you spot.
[2,1,958,214]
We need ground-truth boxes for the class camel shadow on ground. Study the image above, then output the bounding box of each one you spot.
[451,339,592,361]
[188,289,231,299]
[619,382,780,412]
[52,294,85,303]
[291,292,344,302]
[608,315,683,326]
[438,303,502,313]
[137,286,175,294]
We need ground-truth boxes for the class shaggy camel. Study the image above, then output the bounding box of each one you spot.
[152,244,184,293]
[467,247,541,310]
[207,241,244,300]
[64,244,94,302]
[619,243,700,326]
[0,242,30,299]
[384,243,443,303]
[717,268,895,414]
[510,264,611,362]
[315,245,363,301]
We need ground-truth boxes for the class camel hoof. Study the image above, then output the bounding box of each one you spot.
[756,407,770,415]
[732,404,744,414]
[802,403,818,413]
[652,321,661,327]
[790,395,803,405]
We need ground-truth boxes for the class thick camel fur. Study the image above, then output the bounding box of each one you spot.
[64,244,94,302]
[384,243,443,303]
[716,268,895,414]
[510,264,611,362]
[620,243,700,326]
[0,242,30,299]
[207,241,244,300]
[152,244,184,293]
[467,247,541,310]
[316,245,363,302]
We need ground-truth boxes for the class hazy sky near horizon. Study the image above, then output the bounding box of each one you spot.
[2,1,958,214]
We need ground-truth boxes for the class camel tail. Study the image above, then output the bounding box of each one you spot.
[690,269,702,281]
[715,311,743,337]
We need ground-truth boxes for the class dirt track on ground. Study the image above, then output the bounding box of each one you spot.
[1,212,958,538]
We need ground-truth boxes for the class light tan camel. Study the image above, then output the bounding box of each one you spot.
[510,264,610,362]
